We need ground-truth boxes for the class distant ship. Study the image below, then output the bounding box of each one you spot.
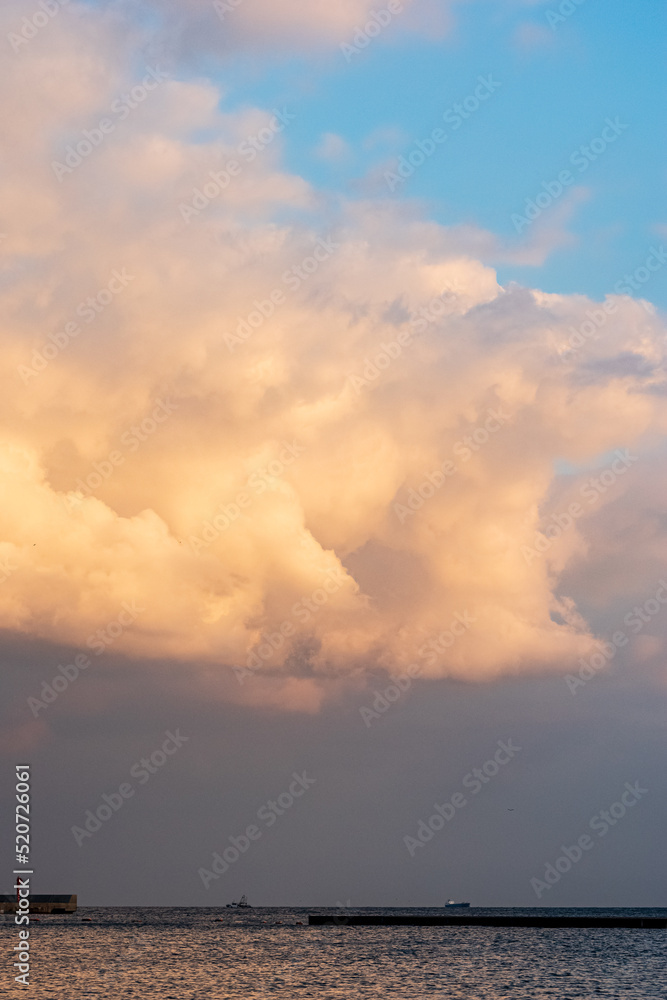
[445,900,470,908]
[226,895,251,909]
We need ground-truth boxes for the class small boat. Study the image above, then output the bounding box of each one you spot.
[226,894,252,909]
[445,899,470,908]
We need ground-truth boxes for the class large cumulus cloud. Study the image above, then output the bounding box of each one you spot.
[1,0,666,711]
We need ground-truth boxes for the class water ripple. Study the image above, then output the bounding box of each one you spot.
[2,907,665,999]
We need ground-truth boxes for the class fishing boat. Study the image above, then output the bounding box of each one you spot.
[445,899,470,908]
[226,894,251,909]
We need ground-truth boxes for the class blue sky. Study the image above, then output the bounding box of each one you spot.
[215,0,666,306]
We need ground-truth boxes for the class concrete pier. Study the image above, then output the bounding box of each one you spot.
[0,894,77,914]
[308,913,666,928]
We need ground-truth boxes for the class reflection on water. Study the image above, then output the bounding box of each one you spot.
[3,907,666,999]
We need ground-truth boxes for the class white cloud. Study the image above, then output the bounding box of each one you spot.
[315,133,351,163]
[1,0,666,710]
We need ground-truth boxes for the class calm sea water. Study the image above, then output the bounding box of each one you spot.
[3,907,666,999]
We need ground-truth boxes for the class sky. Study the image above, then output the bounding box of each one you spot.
[0,0,665,908]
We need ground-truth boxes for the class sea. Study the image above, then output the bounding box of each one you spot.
[3,907,666,999]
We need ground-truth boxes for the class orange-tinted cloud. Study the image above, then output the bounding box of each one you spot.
[1,0,666,708]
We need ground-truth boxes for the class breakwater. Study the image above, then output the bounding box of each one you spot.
[308,913,666,928]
